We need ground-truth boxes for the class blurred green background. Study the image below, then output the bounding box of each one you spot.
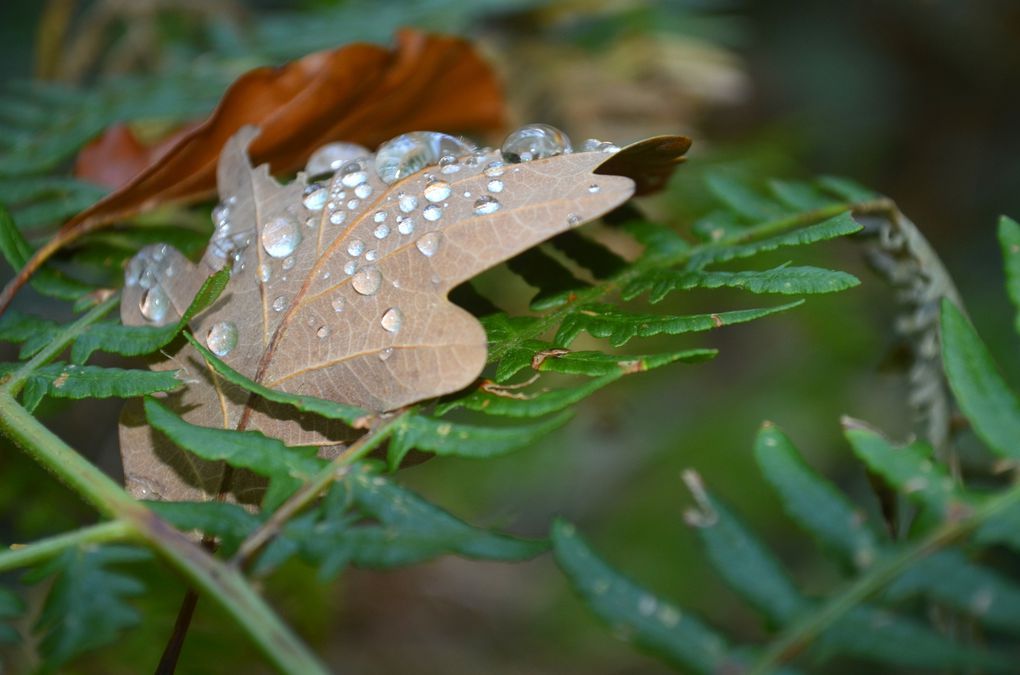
[1,1,1019,673]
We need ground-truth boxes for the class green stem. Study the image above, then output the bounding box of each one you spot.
[750,483,1020,674]
[1,293,119,396]
[0,393,328,675]
[488,200,867,362]
[0,521,133,573]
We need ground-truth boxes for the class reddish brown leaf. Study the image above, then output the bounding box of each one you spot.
[75,122,197,190]
[595,135,693,195]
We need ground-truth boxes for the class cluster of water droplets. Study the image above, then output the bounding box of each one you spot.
[124,244,184,324]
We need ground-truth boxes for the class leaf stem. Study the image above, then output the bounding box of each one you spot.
[0,521,133,573]
[231,413,404,567]
[749,483,1020,674]
[0,392,328,675]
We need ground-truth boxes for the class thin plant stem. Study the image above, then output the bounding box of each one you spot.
[0,520,133,573]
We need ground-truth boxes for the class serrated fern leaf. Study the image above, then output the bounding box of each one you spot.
[507,247,590,310]
[0,204,94,300]
[998,216,1020,335]
[624,264,859,303]
[19,363,183,413]
[0,587,23,646]
[0,309,60,359]
[767,179,839,212]
[24,545,149,671]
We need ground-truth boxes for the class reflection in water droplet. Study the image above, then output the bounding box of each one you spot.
[424,180,451,203]
[302,184,328,211]
[354,183,373,199]
[501,124,572,163]
[347,239,365,257]
[373,223,390,239]
[484,161,504,177]
[567,213,582,226]
[487,179,504,193]
[282,256,296,271]
[415,232,442,257]
[258,264,271,283]
[473,195,501,215]
[423,204,443,222]
[398,193,418,213]
[331,296,345,313]
[316,326,330,339]
[272,295,287,312]
[373,211,387,223]
[397,217,415,235]
[379,347,394,361]
[305,142,369,174]
[329,211,346,225]
[374,132,476,184]
[588,184,600,193]
[140,286,170,322]
[261,216,301,258]
[380,307,403,333]
[352,267,382,295]
[206,322,238,357]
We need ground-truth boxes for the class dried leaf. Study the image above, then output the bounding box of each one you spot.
[0,29,505,314]
[119,125,687,502]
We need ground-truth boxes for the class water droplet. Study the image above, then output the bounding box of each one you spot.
[354,183,373,199]
[487,179,504,193]
[365,250,378,262]
[305,216,317,229]
[379,347,394,361]
[567,213,582,226]
[347,239,365,256]
[302,184,328,211]
[258,264,271,283]
[580,138,620,153]
[206,322,238,357]
[343,260,357,275]
[398,193,418,213]
[397,217,415,235]
[329,211,346,225]
[501,124,572,163]
[261,216,301,258]
[588,184,600,193]
[374,132,476,184]
[331,296,345,313]
[373,223,390,239]
[305,142,369,174]
[282,256,296,271]
[140,286,170,322]
[484,161,504,177]
[340,162,368,188]
[212,202,229,226]
[473,195,501,215]
[415,232,442,257]
[316,326,330,339]
[272,295,287,312]
[380,307,403,333]
[423,204,443,222]
[424,180,452,203]
[439,155,461,174]
[346,199,360,210]
[352,267,381,295]
[373,211,387,223]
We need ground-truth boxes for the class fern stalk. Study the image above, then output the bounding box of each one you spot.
[0,521,132,573]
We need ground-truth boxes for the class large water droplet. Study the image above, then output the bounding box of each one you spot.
[423,204,443,222]
[374,132,476,184]
[140,286,170,322]
[206,322,238,357]
[339,161,368,188]
[398,193,418,213]
[424,180,452,203]
[261,216,301,258]
[473,195,501,215]
[380,307,403,333]
[347,239,365,257]
[302,184,328,211]
[415,232,442,257]
[501,124,572,163]
[352,267,382,295]
[272,295,287,312]
[305,142,369,175]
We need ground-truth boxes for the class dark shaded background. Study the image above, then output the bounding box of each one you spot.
[1,1,1019,673]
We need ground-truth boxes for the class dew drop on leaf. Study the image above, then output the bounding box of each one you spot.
[487,179,504,193]
[373,223,390,239]
[139,286,170,322]
[424,180,452,203]
[374,132,476,184]
[398,193,418,213]
[354,183,373,199]
[339,161,368,188]
[588,184,600,193]
[206,322,238,357]
[261,216,300,258]
[373,211,387,223]
[347,239,365,257]
[272,295,287,312]
[567,213,582,226]
[501,124,572,163]
[305,142,369,175]
[423,204,443,222]
[302,184,328,211]
[397,217,415,235]
[316,326,330,339]
[352,267,382,295]
[473,195,501,215]
[282,256,296,271]
[415,232,442,257]
[331,296,345,313]
[483,161,504,177]
[379,347,394,361]
[343,260,357,276]
[329,211,346,225]
[380,307,403,333]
